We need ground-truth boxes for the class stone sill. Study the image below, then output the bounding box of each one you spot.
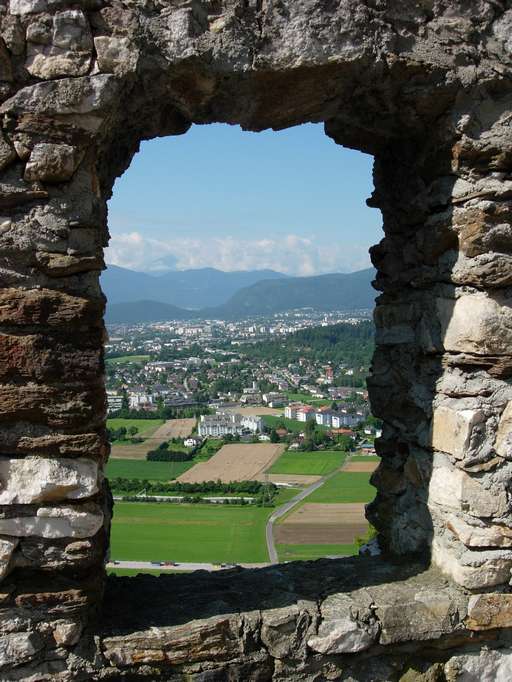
[94,556,507,679]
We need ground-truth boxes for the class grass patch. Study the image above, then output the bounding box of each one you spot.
[263,415,328,433]
[111,502,269,563]
[286,392,331,407]
[107,418,163,434]
[106,355,150,365]
[110,489,294,564]
[305,471,375,504]
[277,543,358,561]
[351,455,380,462]
[107,458,195,482]
[269,451,345,476]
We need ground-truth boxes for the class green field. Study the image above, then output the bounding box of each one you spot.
[111,490,296,564]
[107,458,195,482]
[351,455,380,462]
[305,471,375,504]
[106,355,150,365]
[107,418,163,434]
[263,415,329,433]
[277,543,358,561]
[111,502,270,563]
[269,450,345,475]
[286,392,331,407]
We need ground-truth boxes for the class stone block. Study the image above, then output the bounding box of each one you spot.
[26,9,93,79]
[94,36,139,76]
[428,456,508,518]
[437,293,512,356]
[466,593,512,630]
[102,615,241,667]
[52,619,82,646]
[0,632,42,669]
[445,647,512,681]
[447,514,512,548]
[0,333,102,383]
[0,288,103,329]
[24,143,83,183]
[0,457,99,504]
[308,593,377,654]
[0,537,18,579]
[495,402,512,459]
[9,0,47,15]
[0,132,16,172]
[431,405,484,459]
[0,505,104,539]
[432,539,512,590]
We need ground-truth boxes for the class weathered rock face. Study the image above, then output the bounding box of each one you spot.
[0,0,511,678]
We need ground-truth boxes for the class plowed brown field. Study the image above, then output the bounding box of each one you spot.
[110,418,196,460]
[177,443,286,483]
[343,461,379,473]
[275,502,368,544]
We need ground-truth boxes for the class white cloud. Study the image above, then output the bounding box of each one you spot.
[105,231,371,275]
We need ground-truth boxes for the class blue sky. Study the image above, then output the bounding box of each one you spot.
[106,123,382,276]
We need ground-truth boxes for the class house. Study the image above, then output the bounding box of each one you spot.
[360,441,377,455]
[184,437,201,448]
[296,406,316,422]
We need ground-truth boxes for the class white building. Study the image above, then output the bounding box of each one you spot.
[106,391,123,414]
[198,412,263,438]
[331,412,360,428]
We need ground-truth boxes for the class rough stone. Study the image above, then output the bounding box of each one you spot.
[24,144,83,183]
[437,293,512,356]
[0,537,18,579]
[94,36,139,76]
[26,10,93,79]
[52,619,82,646]
[0,632,42,669]
[466,594,512,631]
[447,514,512,549]
[444,648,512,682]
[0,505,104,539]
[0,457,99,504]
[432,406,484,459]
[495,402,512,458]
[428,455,508,519]
[0,0,510,676]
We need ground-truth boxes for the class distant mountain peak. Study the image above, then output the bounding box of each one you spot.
[104,267,376,323]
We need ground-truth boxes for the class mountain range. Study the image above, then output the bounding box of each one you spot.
[102,265,286,308]
[102,266,376,323]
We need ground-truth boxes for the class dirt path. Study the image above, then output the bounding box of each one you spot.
[110,418,196,460]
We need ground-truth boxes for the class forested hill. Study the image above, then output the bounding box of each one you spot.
[240,321,375,368]
[207,269,375,319]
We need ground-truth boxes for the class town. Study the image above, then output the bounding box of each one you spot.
[105,310,380,574]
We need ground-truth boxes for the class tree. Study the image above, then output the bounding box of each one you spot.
[121,390,129,412]
[128,426,138,437]
[270,429,280,443]
[331,401,338,410]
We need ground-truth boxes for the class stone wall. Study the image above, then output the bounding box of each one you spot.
[0,0,510,678]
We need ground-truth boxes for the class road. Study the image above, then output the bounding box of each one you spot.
[265,455,353,564]
[107,560,269,572]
